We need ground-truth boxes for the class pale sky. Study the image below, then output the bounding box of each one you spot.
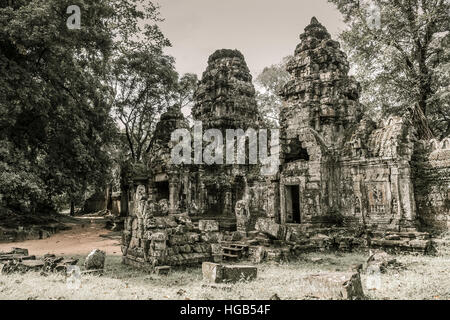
[156,0,346,77]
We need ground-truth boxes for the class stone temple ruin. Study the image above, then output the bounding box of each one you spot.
[121,18,450,270]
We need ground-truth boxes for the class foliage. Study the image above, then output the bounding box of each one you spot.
[328,0,450,138]
[255,56,291,128]
[108,2,198,163]
[0,0,122,213]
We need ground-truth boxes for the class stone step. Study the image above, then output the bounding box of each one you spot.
[222,253,239,260]
[222,247,242,252]
[230,244,249,249]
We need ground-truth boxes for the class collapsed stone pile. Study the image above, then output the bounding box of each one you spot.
[0,248,78,274]
[366,249,405,273]
[0,248,107,275]
[252,218,436,256]
[122,213,222,270]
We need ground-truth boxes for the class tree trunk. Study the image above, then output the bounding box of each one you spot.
[70,201,75,216]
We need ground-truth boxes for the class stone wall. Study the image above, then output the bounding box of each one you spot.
[413,138,450,232]
[122,195,219,269]
[339,116,418,231]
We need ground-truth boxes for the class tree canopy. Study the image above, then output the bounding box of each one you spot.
[328,0,450,138]
[0,0,181,214]
[255,56,291,128]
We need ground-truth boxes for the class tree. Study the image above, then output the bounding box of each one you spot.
[177,73,199,122]
[328,0,450,139]
[111,48,179,163]
[108,1,198,164]
[0,0,125,214]
[255,56,291,127]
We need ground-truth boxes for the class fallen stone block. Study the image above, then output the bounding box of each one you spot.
[366,249,404,273]
[84,249,106,270]
[155,266,171,275]
[300,272,365,300]
[250,246,266,263]
[202,262,257,283]
[21,260,45,271]
[198,220,219,232]
[10,248,29,256]
[255,218,286,240]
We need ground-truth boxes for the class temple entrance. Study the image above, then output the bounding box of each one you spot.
[286,185,301,223]
[232,176,246,205]
[155,181,169,201]
[205,185,224,215]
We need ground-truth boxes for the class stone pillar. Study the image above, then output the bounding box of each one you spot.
[223,186,233,216]
[280,182,286,224]
[398,163,417,230]
[169,180,179,214]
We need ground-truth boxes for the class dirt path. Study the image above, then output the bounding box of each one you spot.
[0,218,121,256]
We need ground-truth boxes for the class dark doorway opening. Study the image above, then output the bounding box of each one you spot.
[205,185,224,215]
[285,138,310,163]
[155,181,169,201]
[286,185,301,223]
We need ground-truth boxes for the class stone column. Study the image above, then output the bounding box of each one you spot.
[398,163,417,230]
[280,181,286,224]
[223,186,233,216]
[169,179,179,214]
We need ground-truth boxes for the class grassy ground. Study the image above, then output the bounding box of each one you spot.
[1,248,449,300]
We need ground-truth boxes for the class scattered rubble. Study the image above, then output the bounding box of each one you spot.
[122,214,214,270]
[0,248,78,275]
[366,250,405,273]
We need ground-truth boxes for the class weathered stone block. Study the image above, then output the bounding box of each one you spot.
[154,266,171,275]
[200,232,223,243]
[84,249,106,270]
[198,220,220,232]
[251,246,266,263]
[255,218,286,240]
[300,272,365,300]
[152,240,167,251]
[202,262,257,283]
[150,232,168,241]
[186,232,200,243]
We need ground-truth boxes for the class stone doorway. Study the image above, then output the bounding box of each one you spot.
[155,181,169,201]
[286,185,301,223]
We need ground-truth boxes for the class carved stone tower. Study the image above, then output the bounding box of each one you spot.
[192,49,261,217]
[193,49,259,131]
[280,17,362,148]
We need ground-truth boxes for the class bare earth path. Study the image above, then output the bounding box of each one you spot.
[0,217,121,256]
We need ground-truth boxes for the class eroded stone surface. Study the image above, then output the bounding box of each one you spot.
[84,249,106,270]
[202,262,257,283]
[300,272,365,300]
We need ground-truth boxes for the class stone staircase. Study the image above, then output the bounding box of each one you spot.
[221,243,249,262]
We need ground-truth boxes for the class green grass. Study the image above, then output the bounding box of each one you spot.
[1,248,449,300]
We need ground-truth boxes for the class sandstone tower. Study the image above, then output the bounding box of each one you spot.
[193,49,260,131]
[192,49,261,218]
[280,17,362,148]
